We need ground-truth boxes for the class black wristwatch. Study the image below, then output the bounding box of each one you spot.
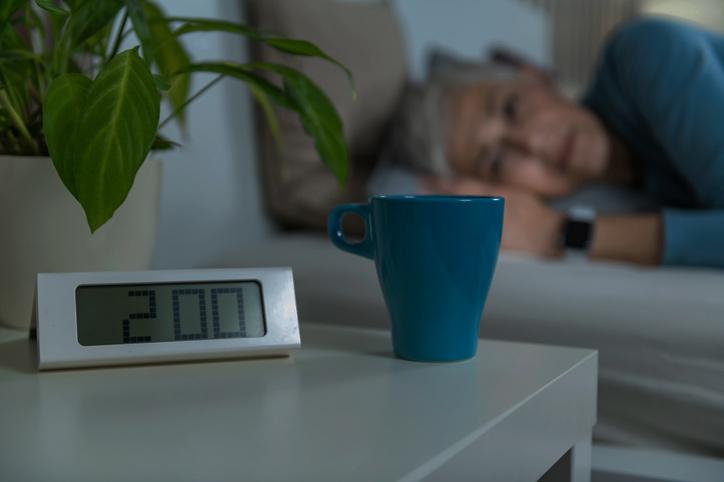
[563,207,596,253]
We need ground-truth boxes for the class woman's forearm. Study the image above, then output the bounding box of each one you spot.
[589,214,663,265]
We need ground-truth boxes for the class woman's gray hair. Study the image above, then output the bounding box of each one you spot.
[387,52,519,175]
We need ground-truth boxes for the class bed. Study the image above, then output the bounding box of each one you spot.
[218,235,724,458]
[245,0,724,470]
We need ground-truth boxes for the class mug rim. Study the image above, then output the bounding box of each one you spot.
[371,194,504,203]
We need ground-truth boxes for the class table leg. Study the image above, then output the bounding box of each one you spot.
[570,434,592,482]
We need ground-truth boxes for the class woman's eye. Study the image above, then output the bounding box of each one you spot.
[503,93,519,122]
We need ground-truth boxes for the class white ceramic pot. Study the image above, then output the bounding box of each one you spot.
[0,156,161,330]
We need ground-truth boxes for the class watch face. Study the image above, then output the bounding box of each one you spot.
[564,219,592,250]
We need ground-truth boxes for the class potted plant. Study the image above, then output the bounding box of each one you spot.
[0,0,350,329]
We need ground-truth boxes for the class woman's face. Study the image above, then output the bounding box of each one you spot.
[444,75,610,197]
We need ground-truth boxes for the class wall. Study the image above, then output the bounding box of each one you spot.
[393,0,549,80]
[642,0,724,32]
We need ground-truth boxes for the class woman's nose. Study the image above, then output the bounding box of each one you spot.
[505,124,556,161]
[505,128,539,155]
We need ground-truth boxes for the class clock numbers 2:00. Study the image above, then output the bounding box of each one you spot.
[122,288,246,343]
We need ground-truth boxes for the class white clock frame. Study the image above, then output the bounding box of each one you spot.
[34,268,300,370]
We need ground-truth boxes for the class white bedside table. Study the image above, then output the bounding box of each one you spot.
[0,323,596,482]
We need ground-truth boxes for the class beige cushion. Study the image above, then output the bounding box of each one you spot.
[248,0,406,229]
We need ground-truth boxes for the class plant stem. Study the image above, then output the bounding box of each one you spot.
[108,11,128,62]
[6,130,22,155]
[0,89,38,154]
[158,74,223,129]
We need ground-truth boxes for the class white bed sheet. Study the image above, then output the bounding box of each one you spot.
[484,254,724,456]
[218,234,724,456]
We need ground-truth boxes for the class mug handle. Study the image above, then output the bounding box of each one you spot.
[327,204,375,260]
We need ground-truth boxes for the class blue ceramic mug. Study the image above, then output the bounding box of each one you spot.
[328,195,504,362]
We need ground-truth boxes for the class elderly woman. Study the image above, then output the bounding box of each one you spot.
[386,17,724,268]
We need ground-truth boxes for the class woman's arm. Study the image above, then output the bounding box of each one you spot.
[589,214,662,265]
[579,210,724,269]
[425,177,667,265]
[427,176,724,268]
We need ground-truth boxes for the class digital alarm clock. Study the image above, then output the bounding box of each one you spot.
[33,268,300,370]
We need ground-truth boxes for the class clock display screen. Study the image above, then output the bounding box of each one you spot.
[75,281,266,346]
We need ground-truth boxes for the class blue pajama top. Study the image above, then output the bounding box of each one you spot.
[583,17,724,268]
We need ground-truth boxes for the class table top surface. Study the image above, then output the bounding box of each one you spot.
[0,323,596,482]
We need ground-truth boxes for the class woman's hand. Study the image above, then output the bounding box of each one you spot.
[423,177,565,258]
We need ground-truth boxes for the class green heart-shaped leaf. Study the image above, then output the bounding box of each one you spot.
[150,133,179,151]
[249,62,347,184]
[124,0,154,66]
[175,61,347,184]
[144,1,190,129]
[262,38,355,95]
[43,73,90,196]
[169,18,354,94]
[169,17,257,38]
[34,0,69,16]
[67,0,123,46]
[153,74,171,91]
[74,48,160,232]
[175,62,294,109]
